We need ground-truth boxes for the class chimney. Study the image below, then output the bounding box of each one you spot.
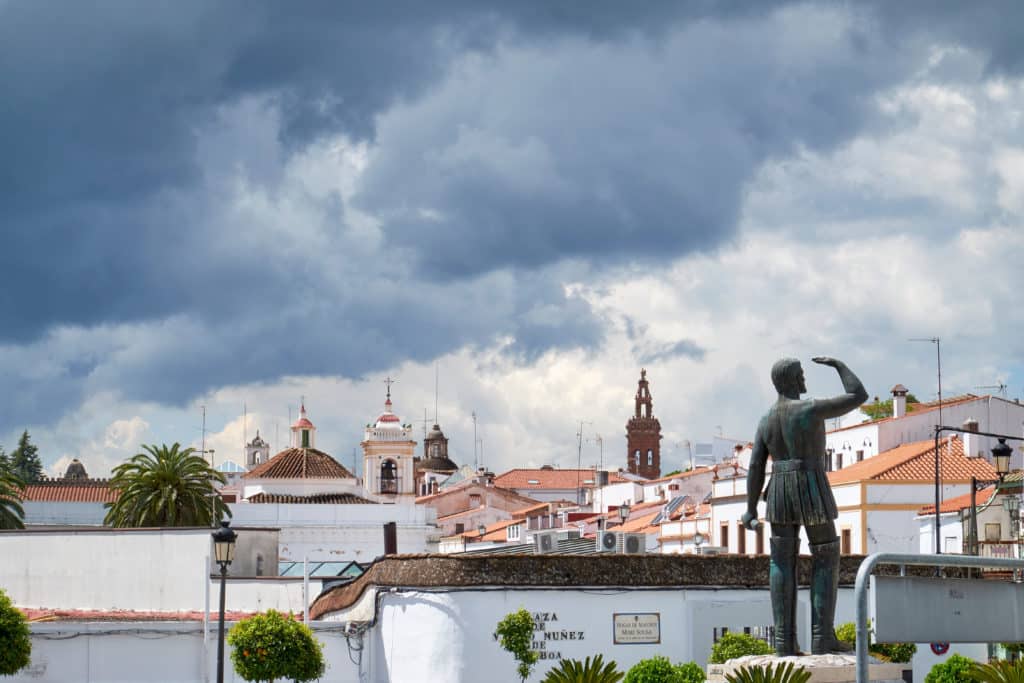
[962,418,981,458]
[891,384,909,418]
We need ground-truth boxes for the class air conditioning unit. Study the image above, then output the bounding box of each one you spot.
[534,530,560,554]
[621,533,646,555]
[696,545,726,556]
[596,530,619,553]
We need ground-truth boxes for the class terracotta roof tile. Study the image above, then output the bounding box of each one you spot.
[828,436,996,485]
[642,466,716,485]
[21,608,258,623]
[617,511,660,534]
[918,485,997,515]
[244,492,376,505]
[243,448,354,480]
[493,469,629,490]
[21,479,118,503]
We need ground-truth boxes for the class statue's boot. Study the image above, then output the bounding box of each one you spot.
[770,536,800,656]
[810,538,853,654]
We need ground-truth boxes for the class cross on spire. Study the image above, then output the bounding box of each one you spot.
[383,376,396,400]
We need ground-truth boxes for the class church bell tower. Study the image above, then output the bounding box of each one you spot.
[626,369,662,478]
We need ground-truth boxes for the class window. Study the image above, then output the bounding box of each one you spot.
[985,523,1002,542]
[720,523,729,550]
[856,450,864,463]
[841,528,852,554]
[944,536,959,553]
[836,452,844,470]
[256,555,264,577]
[634,449,641,467]
[647,449,653,466]
[301,429,310,448]
[380,460,398,494]
[737,523,746,554]
[508,524,521,541]
[455,523,465,534]
[469,494,481,508]
[824,449,834,472]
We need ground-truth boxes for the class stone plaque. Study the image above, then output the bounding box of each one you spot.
[613,612,661,644]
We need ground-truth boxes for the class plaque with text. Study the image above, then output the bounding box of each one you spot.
[613,613,661,644]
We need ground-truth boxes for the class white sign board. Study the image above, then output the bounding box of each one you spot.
[613,613,661,644]
[872,575,1024,643]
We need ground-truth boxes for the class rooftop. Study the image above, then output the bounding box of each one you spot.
[21,478,117,503]
[244,492,376,505]
[827,393,989,434]
[243,447,354,480]
[827,435,997,485]
[493,469,629,490]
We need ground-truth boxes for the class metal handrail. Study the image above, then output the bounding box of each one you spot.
[855,553,1024,683]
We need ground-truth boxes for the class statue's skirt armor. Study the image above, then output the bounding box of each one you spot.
[765,459,837,526]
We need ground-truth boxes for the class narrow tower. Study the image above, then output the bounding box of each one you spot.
[626,369,662,478]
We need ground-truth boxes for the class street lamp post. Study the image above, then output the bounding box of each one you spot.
[967,439,1012,556]
[212,520,237,683]
[618,503,630,526]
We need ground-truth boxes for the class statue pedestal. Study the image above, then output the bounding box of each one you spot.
[707,654,905,683]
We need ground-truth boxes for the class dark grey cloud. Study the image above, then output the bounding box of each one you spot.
[635,340,706,365]
[0,1,1019,431]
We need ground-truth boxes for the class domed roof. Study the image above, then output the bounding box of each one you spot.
[63,459,88,480]
[292,403,315,429]
[375,397,402,429]
[426,424,446,440]
[419,455,458,473]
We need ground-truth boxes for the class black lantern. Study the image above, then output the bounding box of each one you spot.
[477,524,487,538]
[993,439,1013,479]
[618,504,630,524]
[211,520,237,683]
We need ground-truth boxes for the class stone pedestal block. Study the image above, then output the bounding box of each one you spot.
[707,654,904,683]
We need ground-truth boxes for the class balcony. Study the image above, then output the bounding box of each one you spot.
[977,541,1021,559]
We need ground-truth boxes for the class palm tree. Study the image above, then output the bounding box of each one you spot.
[104,443,230,527]
[0,468,25,529]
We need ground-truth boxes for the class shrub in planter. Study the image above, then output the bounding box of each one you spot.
[836,621,916,663]
[925,654,976,683]
[625,656,705,683]
[541,654,624,683]
[709,633,773,663]
[0,588,30,676]
[227,609,325,683]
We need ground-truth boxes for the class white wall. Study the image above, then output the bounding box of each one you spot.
[229,501,438,561]
[23,502,107,526]
[0,528,320,614]
[15,621,360,683]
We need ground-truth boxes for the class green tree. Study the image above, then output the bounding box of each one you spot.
[0,446,9,473]
[228,610,325,683]
[496,608,539,683]
[0,588,31,676]
[104,443,230,527]
[625,656,705,683]
[926,655,976,683]
[0,467,25,530]
[9,431,42,484]
[542,654,624,683]
[861,394,920,421]
[708,633,774,663]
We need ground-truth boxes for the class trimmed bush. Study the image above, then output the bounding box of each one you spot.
[0,588,30,676]
[227,609,325,683]
[625,656,705,683]
[709,632,773,663]
[836,621,916,663]
[926,654,976,683]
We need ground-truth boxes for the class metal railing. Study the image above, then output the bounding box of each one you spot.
[855,553,1024,683]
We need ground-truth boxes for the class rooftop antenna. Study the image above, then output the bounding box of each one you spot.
[434,362,439,424]
[976,383,1009,398]
[201,405,207,465]
[243,401,247,454]
[575,420,592,505]
[420,408,430,441]
[472,411,478,469]
[909,337,943,427]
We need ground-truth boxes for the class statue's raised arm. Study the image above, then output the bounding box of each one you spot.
[810,356,868,421]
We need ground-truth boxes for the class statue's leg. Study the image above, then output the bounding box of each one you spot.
[809,530,852,654]
[770,532,800,656]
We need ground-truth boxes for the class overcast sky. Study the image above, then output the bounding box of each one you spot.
[2,1,1023,478]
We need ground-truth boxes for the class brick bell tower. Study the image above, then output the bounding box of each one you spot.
[626,369,662,478]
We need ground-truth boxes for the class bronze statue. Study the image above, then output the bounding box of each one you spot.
[743,357,867,656]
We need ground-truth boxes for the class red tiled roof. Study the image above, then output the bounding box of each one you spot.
[21,608,261,623]
[642,466,716,485]
[461,518,519,542]
[617,511,660,534]
[828,394,984,434]
[919,485,997,516]
[21,479,118,503]
[243,448,354,480]
[493,469,630,490]
[244,492,376,505]
[828,436,997,485]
